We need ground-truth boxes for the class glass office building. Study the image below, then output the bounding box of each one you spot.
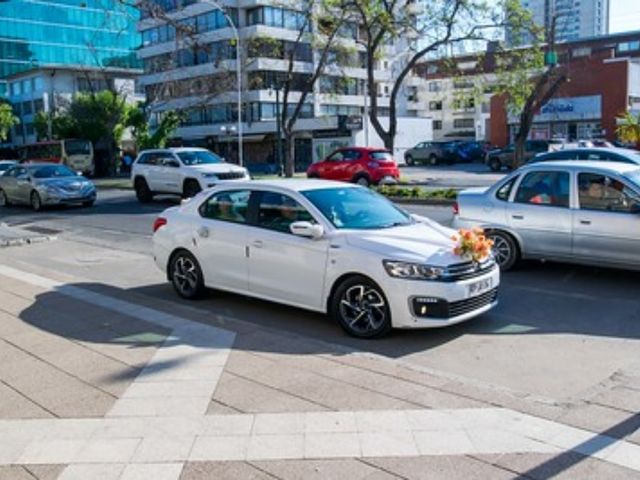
[0,0,141,93]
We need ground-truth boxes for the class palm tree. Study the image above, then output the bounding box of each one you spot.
[616,111,640,144]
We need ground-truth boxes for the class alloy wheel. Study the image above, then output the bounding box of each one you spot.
[356,177,370,187]
[31,191,41,211]
[339,284,387,336]
[172,255,200,297]
[487,231,518,270]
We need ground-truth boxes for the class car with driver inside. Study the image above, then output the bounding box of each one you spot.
[131,147,249,202]
[152,180,499,338]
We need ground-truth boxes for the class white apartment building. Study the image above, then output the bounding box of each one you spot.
[518,0,609,43]
[6,66,143,146]
[136,0,422,169]
[405,59,493,142]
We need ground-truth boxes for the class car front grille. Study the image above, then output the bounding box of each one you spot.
[443,260,496,282]
[411,288,498,319]
[216,171,245,180]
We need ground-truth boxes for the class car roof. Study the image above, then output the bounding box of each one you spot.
[336,146,390,152]
[139,147,209,153]
[520,160,640,174]
[214,179,360,192]
[542,147,640,157]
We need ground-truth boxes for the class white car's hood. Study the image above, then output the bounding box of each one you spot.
[344,218,461,266]
[187,164,246,174]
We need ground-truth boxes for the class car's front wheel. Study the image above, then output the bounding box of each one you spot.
[330,275,392,338]
[486,230,519,271]
[0,188,9,207]
[353,174,371,187]
[169,250,205,299]
[135,177,153,203]
[183,179,202,199]
[428,154,439,166]
[405,155,415,166]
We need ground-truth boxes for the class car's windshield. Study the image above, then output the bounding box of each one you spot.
[302,187,414,230]
[624,169,640,188]
[177,150,222,166]
[31,165,76,178]
[65,140,91,156]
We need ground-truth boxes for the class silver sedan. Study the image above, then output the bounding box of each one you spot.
[0,163,96,211]
[453,161,640,271]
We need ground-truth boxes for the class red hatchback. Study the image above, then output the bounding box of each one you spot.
[306,147,400,186]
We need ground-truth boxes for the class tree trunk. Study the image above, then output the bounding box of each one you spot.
[284,133,295,178]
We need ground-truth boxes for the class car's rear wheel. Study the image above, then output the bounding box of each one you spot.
[135,178,153,203]
[30,191,42,211]
[330,275,392,338]
[486,230,519,271]
[488,157,502,172]
[405,155,415,166]
[353,175,371,187]
[183,179,201,199]
[169,250,205,299]
[428,154,438,166]
[0,188,9,207]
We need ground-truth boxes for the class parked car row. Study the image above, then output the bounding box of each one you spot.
[404,141,493,166]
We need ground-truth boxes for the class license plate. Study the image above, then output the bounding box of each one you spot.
[468,277,493,297]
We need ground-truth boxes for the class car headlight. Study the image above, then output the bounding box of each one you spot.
[43,185,62,195]
[382,260,446,280]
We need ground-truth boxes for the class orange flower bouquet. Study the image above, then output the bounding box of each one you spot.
[451,228,494,263]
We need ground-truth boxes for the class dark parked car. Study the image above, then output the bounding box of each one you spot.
[451,141,493,163]
[528,147,640,165]
[307,147,400,186]
[485,140,551,171]
[404,141,460,166]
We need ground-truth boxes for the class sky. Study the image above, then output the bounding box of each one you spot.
[609,0,640,33]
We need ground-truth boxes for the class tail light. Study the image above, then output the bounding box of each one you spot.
[153,217,167,233]
[452,202,459,215]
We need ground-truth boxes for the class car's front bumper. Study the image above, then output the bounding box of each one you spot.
[384,266,500,329]
[41,191,96,205]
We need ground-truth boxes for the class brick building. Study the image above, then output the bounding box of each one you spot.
[411,31,640,146]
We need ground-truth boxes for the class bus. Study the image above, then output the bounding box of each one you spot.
[19,139,94,176]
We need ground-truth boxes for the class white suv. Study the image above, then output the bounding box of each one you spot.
[131,148,249,202]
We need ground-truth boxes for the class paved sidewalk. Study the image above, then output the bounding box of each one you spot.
[1,264,639,479]
[0,222,55,248]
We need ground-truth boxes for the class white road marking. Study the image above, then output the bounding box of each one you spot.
[1,265,639,478]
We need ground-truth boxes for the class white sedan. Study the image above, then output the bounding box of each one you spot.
[152,180,499,338]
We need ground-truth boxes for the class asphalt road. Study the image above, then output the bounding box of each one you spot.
[1,188,639,405]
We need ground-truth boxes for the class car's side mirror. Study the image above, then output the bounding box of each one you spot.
[290,221,324,239]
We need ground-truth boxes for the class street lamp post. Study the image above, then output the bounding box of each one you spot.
[220,125,236,160]
[199,0,243,166]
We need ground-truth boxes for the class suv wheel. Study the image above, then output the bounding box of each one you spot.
[169,251,205,299]
[135,178,153,203]
[405,155,415,166]
[183,179,202,199]
[330,275,392,338]
[487,230,519,271]
[428,154,439,166]
[488,157,502,172]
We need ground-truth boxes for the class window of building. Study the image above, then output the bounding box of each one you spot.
[453,98,475,111]
[453,79,474,89]
[429,101,442,111]
[453,118,474,129]
[433,120,442,130]
[34,99,44,112]
[21,101,32,115]
[428,81,441,92]
[33,77,44,92]
[618,41,640,53]
[572,47,591,57]
[247,6,309,31]
[426,65,438,74]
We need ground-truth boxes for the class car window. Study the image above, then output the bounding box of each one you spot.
[177,150,222,165]
[302,187,413,230]
[370,151,393,161]
[342,150,361,161]
[32,165,76,178]
[515,171,570,207]
[158,156,179,167]
[327,151,345,162]
[496,176,518,201]
[256,191,314,233]
[199,190,250,223]
[141,153,160,166]
[137,153,151,165]
[578,173,640,213]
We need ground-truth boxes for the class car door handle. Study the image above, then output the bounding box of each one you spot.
[512,215,524,220]
[579,220,591,225]
[252,240,264,248]
[196,226,210,238]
